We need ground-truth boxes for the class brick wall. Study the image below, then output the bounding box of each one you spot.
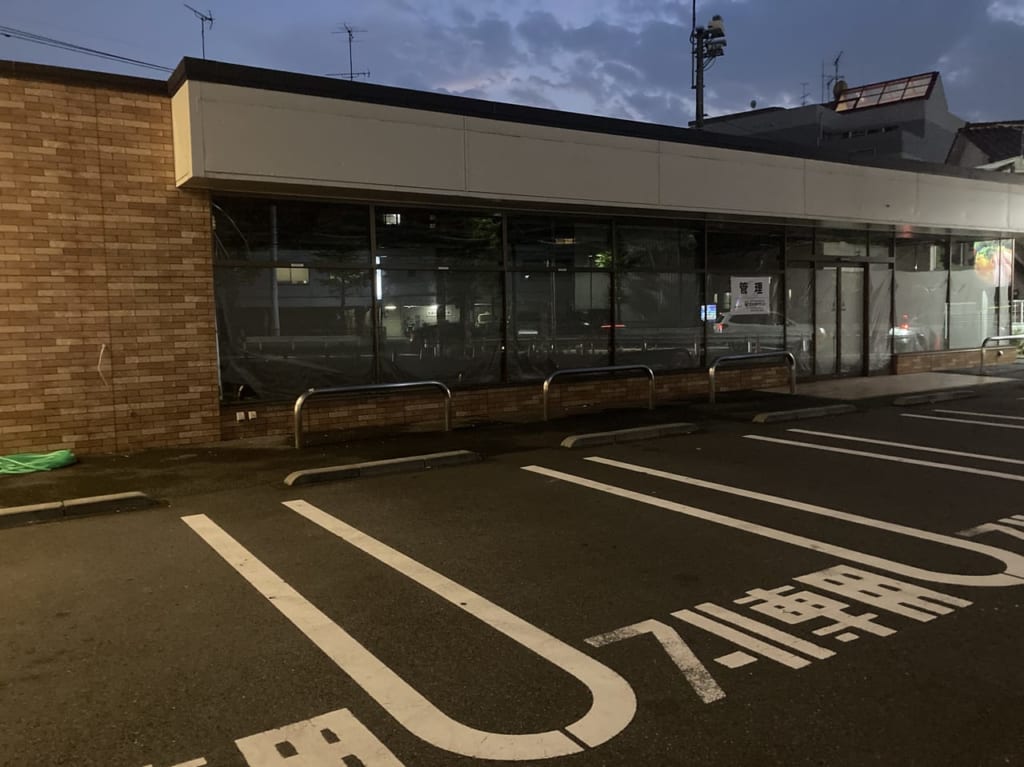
[0,67,220,455]
[893,347,1019,374]
[222,364,793,444]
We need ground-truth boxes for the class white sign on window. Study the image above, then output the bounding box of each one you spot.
[730,276,771,315]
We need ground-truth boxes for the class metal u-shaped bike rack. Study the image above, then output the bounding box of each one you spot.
[293,381,453,448]
[542,365,655,421]
[708,351,796,404]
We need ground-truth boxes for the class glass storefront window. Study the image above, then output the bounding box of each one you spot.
[215,267,374,399]
[949,238,1007,349]
[506,215,613,379]
[213,197,370,267]
[706,272,785,363]
[615,222,701,271]
[375,208,502,269]
[509,216,613,270]
[379,270,503,384]
[894,237,948,352]
[614,222,703,369]
[507,270,612,379]
[868,263,893,373]
[616,272,702,369]
[707,228,783,272]
[707,229,783,363]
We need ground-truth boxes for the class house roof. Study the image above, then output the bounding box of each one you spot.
[955,121,1024,163]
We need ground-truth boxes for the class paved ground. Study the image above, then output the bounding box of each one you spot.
[2,369,1024,766]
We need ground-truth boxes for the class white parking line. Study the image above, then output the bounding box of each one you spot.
[787,429,1024,467]
[744,434,1024,481]
[932,409,1024,421]
[281,500,637,757]
[901,413,1024,430]
[523,464,1024,587]
[184,511,635,762]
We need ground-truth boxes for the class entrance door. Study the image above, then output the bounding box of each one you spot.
[814,263,865,377]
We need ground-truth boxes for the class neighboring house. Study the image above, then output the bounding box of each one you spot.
[700,72,964,164]
[946,122,1024,321]
[947,121,1024,173]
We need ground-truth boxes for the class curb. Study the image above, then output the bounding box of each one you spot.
[561,422,698,449]
[284,450,482,487]
[0,492,162,529]
[752,404,857,424]
[892,390,977,406]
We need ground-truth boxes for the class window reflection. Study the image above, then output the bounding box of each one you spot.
[507,215,613,379]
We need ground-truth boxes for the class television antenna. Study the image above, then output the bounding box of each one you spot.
[328,23,370,80]
[184,4,214,59]
[821,51,844,102]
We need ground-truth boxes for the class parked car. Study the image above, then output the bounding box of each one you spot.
[714,312,820,351]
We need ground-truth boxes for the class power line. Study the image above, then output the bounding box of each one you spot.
[0,24,173,73]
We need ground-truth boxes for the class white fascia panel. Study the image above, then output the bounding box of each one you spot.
[916,174,1010,231]
[190,83,466,192]
[465,119,660,206]
[658,144,806,217]
[804,162,919,225]
[1009,187,1024,231]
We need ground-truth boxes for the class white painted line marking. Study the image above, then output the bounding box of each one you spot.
[794,565,970,622]
[1000,517,1024,529]
[788,429,1024,467]
[184,513,630,762]
[716,651,757,669]
[235,708,404,766]
[901,413,1024,430]
[743,434,1024,482]
[585,620,725,704]
[575,457,1024,587]
[672,609,810,669]
[835,633,859,643]
[694,603,835,660]
[959,523,1024,542]
[933,409,1024,422]
[280,500,637,756]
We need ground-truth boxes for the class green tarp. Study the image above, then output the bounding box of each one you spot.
[0,450,77,475]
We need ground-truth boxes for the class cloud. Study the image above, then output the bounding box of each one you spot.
[987,0,1024,24]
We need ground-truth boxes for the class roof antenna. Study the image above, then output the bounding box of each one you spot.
[328,23,370,80]
[821,51,844,102]
[184,4,214,59]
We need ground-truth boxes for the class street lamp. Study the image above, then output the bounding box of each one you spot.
[690,3,727,129]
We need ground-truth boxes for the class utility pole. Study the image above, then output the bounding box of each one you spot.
[690,0,727,129]
[329,23,370,80]
[184,4,214,59]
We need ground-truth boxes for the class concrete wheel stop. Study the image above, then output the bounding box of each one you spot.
[285,450,482,486]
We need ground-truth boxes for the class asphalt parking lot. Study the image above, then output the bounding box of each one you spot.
[2,375,1023,766]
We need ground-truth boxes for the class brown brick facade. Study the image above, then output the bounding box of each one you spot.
[222,365,792,444]
[0,69,220,455]
[893,347,1019,374]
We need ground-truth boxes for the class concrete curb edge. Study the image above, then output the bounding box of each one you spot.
[0,491,162,529]
[752,404,857,424]
[892,390,977,406]
[561,422,698,449]
[284,450,482,486]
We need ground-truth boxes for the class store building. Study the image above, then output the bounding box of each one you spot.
[1,58,1020,455]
